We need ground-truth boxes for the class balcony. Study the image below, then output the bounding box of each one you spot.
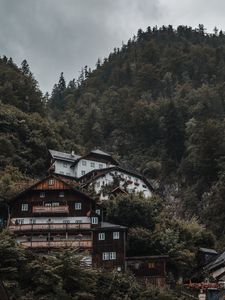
[20,239,92,249]
[32,205,69,214]
[9,223,91,232]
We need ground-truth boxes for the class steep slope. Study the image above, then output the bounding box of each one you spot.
[48,25,225,232]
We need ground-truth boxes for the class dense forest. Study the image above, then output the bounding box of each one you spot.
[2,25,225,298]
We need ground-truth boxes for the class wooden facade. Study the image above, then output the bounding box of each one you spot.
[126,256,168,288]
[8,175,126,270]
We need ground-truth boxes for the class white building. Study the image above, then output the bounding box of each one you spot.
[49,149,153,199]
[49,149,118,178]
[79,167,153,200]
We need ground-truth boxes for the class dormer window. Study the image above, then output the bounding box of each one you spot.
[40,191,45,198]
[49,179,54,185]
[82,160,87,166]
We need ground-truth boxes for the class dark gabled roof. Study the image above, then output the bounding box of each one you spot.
[90,149,111,156]
[126,255,169,260]
[199,248,218,255]
[70,149,118,168]
[109,187,128,195]
[8,174,95,204]
[205,251,225,272]
[49,149,81,162]
[79,166,154,192]
[100,222,126,229]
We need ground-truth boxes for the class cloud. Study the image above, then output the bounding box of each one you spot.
[0,0,162,92]
[0,0,224,92]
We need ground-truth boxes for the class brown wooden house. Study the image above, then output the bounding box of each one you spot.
[126,255,168,287]
[8,175,126,271]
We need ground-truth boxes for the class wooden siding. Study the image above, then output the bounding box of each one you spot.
[32,205,69,214]
[92,229,126,271]
[34,178,70,190]
[9,223,91,232]
[20,240,92,249]
[126,257,167,287]
[10,189,93,218]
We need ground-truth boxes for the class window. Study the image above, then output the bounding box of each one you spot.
[59,191,64,197]
[102,252,116,260]
[82,160,87,166]
[102,252,109,260]
[63,163,68,168]
[75,203,82,210]
[113,232,120,240]
[95,209,101,215]
[66,173,70,176]
[63,220,70,223]
[148,262,155,269]
[91,217,98,224]
[52,202,59,206]
[109,252,116,260]
[81,170,86,176]
[75,220,82,223]
[49,179,54,185]
[29,219,36,224]
[98,233,105,240]
[21,204,28,211]
[96,182,100,188]
[40,191,45,198]
[99,163,103,168]
[142,184,147,188]
[17,219,24,224]
[45,203,51,207]
[91,162,95,168]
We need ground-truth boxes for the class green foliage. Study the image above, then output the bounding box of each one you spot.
[104,194,163,230]
[0,230,183,300]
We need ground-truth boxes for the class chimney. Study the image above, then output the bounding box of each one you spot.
[71,150,75,156]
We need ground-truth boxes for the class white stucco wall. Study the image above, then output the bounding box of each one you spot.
[92,171,152,199]
[53,158,116,178]
[75,159,108,178]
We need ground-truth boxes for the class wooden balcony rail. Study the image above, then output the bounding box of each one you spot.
[9,223,91,231]
[20,240,92,249]
[32,205,69,214]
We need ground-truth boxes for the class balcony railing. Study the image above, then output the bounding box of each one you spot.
[20,240,92,249]
[32,205,69,214]
[9,223,91,232]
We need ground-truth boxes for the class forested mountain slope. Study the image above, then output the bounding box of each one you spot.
[49,25,225,236]
[1,25,225,239]
[1,25,225,297]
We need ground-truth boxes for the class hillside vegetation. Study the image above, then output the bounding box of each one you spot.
[1,25,225,297]
[48,25,225,239]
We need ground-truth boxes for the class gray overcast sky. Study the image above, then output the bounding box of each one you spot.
[0,0,224,93]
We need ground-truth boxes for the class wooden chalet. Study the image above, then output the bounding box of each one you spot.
[126,255,168,288]
[7,175,126,271]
